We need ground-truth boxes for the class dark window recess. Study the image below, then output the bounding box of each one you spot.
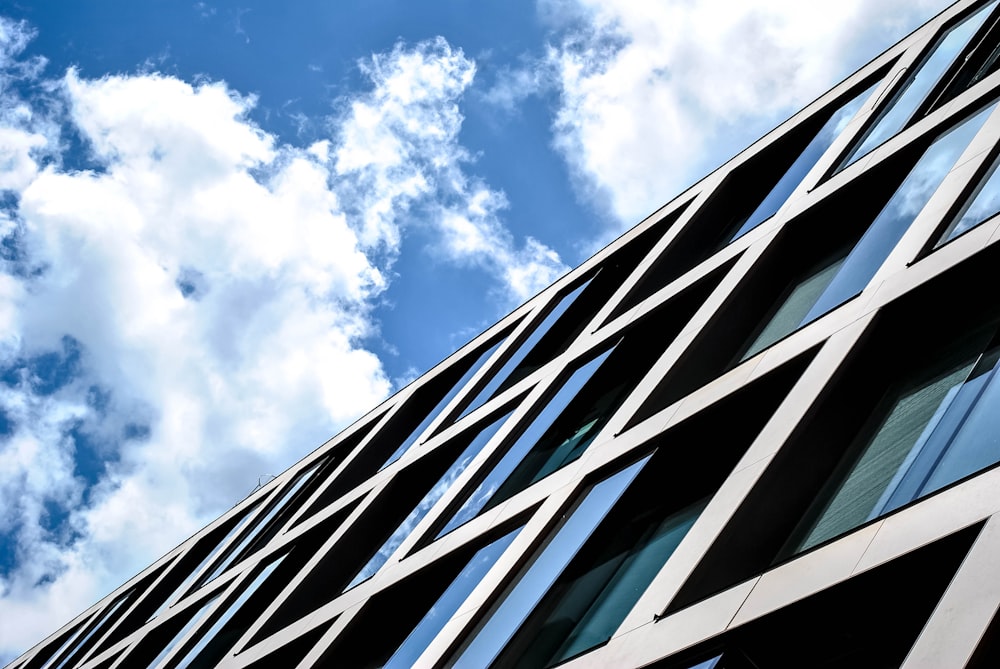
[385,330,513,467]
[456,356,809,667]
[225,500,360,645]
[21,583,141,669]
[454,355,809,669]
[345,409,514,590]
[118,593,219,669]
[489,469,706,668]
[657,523,981,669]
[315,525,522,668]
[504,210,685,385]
[431,270,721,540]
[933,147,1000,248]
[252,429,489,642]
[667,249,1000,613]
[598,201,692,320]
[84,566,169,655]
[194,460,328,588]
[225,456,333,562]
[85,651,123,669]
[783,322,1000,556]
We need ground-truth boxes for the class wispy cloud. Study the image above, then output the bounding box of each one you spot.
[331,37,568,300]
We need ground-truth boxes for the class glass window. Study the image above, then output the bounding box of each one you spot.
[739,101,996,361]
[787,324,1000,553]
[457,278,595,421]
[436,346,617,538]
[148,594,221,669]
[729,82,878,241]
[738,250,847,361]
[936,153,1000,246]
[382,528,522,669]
[381,335,507,468]
[46,591,133,669]
[345,410,514,590]
[170,555,287,668]
[451,456,651,668]
[840,0,998,170]
[197,461,322,586]
[804,101,994,321]
[511,499,704,667]
[149,506,260,621]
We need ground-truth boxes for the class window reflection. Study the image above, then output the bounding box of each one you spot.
[739,101,997,361]
[382,335,507,469]
[171,555,287,668]
[197,461,322,586]
[730,82,878,241]
[436,346,617,538]
[839,0,998,170]
[937,154,1000,246]
[149,506,260,621]
[457,277,595,421]
[46,591,132,669]
[148,593,221,669]
[452,456,651,668]
[383,528,521,668]
[345,410,513,590]
[787,323,1000,553]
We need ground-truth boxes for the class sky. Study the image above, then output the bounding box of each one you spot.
[0,0,953,660]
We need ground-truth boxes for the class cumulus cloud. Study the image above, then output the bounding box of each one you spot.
[0,24,561,659]
[542,0,953,229]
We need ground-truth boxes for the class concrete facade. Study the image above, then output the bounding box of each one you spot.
[13,1,1000,666]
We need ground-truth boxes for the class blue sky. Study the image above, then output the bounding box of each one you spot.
[0,0,952,659]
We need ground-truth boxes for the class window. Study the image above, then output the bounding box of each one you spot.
[195,460,323,586]
[345,410,513,590]
[168,555,287,668]
[785,323,1000,554]
[490,495,705,668]
[436,270,721,539]
[737,248,847,361]
[456,280,594,421]
[728,81,878,242]
[616,82,879,314]
[435,346,617,538]
[379,528,521,668]
[382,332,510,468]
[935,151,1000,246]
[839,0,999,170]
[148,507,262,621]
[312,526,522,667]
[737,100,996,362]
[451,456,652,668]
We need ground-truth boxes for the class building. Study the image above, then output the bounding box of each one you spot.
[13,0,1000,666]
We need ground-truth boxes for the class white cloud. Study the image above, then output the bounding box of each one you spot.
[543,0,954,229]
[0,29,562,660]
[332,37,568,301]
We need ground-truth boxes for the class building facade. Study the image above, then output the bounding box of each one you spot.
[14,0,1000,666]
